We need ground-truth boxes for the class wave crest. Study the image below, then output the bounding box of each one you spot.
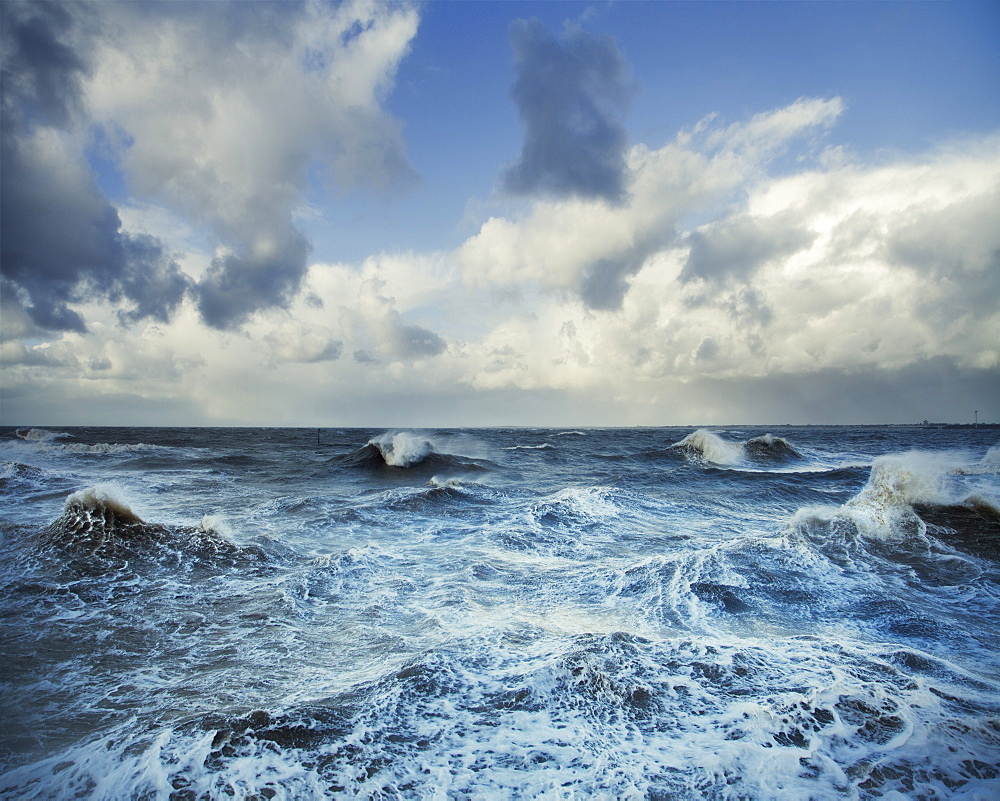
[744,433,801,461]
[672,430,745,465]
[672,429,800,466]
[58,485,147,536]
[370,432,437,468]
[335,432,493,475]
[788,451,1000,565]
[41,485,265,568]
[14,427,69,442]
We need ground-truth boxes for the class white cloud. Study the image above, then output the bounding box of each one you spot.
[448,107,999,418]
[79,0,420,328]
[4,94,997,426]
[459,97,845,310]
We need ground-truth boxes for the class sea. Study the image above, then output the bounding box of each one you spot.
[1,425,998,800]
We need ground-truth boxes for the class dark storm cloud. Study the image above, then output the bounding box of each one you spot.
[2,1,421,333]
[0,117,190,333]
[578,238,660,311]
[196,230,311,330]
[503,18,633,203]
[395,322,447,359]
[116,234,190,324]
[0,1,189,332]
[0,0,85,127]
[681,213,817,284]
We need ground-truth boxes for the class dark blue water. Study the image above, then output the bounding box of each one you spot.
[1,426,998,799]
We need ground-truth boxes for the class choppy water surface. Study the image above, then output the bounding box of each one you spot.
[1,425,998,799]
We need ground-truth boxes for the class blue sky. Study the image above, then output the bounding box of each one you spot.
[301,0,1000,262]
[2,0,998,426]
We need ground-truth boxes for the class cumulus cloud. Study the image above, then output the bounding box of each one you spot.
[3,44,996,429]
[454,106,1000,420]
[263,320,343,365]
[503,18,633,203]
[463,97,844,310]
[83,0,419,329]
[0,1,189,332]
[681,211,817,283]
[340,278,447,363]
[1,0,420,332]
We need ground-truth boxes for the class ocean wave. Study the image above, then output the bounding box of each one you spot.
[781,451,1000,589]
[8,633,995,800]
[334,431,493,474]
[671,429,801,466]
[14,427,70,442]
[54,441,160,455]
[529,485,622,526]
[831,450,999,544]
[913,497,1000,562]
[8,438,162,457]
[370,431,438,467]
[955,443,1000,476]
[490,486,631,559]
[1,460,52,488]
[367,480,497,515]
[39,485,266,569]
[744,433,802,461]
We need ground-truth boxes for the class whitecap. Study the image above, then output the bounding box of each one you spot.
[673,429,745,465]
[369,431,437,467]
[14,427,69,442]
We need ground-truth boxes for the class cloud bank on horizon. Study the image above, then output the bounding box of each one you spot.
[1,0,998,426]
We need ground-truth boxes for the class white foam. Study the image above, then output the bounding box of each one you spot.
[427,476,464,488]
[14,427,69,442]
[535,485,621,520]
[64,484,141,520]
[851,451,958,509]
[370,431,437,467]
[198,514,234,538]
[674,429,745,465]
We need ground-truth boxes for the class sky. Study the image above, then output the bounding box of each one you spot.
[1,0,998,427]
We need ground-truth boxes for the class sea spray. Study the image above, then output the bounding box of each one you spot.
[370,431,438,467]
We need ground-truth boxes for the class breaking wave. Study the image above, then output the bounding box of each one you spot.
[39,485,266,569]
[46,442,159,455]
[836,451,996,541]
[6,434,162,457]
[782,449,1000,585]
[672,429,801,466]
[369,431,438,467]
[334,431,492,474]
[14,427,70,442]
